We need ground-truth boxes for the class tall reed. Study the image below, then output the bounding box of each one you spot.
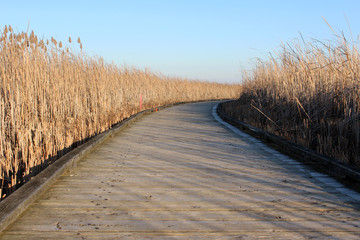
[0,26,241,199]
[223,27,360,168]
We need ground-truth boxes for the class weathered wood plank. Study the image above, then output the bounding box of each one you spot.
[6,219,360,232]
[15,207,360,221]
[2,231,360,240]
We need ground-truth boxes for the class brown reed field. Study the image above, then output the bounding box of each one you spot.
[223,24,360,169]
[0,26,241,199]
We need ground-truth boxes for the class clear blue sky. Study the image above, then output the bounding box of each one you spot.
[1,0,360,83]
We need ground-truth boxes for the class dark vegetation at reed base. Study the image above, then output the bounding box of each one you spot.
[0,26,241,199]
[223,26,360,169]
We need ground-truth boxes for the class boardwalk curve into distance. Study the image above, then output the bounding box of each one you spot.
[1,101,360,239]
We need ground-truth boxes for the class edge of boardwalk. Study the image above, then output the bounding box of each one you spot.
[0,100,221,233]
[216,101,360,192]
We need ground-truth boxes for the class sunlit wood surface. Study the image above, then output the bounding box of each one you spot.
[1,102,360,239]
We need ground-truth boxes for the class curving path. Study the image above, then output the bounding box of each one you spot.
[1,101,360,239]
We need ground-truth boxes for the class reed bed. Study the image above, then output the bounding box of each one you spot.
[0,26,240,199]
[223,27,360,168]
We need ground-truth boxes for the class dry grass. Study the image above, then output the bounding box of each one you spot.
[223,25,360,169]
[0,26,241,199]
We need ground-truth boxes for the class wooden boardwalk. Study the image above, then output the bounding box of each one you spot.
[1,101,360,239]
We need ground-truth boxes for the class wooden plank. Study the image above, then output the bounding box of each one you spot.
[1,231,360,240]
[16,207,360,221]
[6,219,360,232]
